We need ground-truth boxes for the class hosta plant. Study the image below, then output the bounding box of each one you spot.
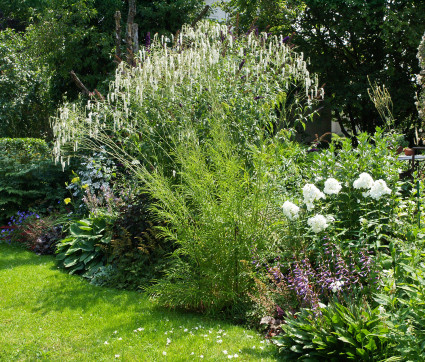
[56,216,113,278]
[274,300,395,361]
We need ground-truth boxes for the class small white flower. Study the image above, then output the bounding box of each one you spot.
[234,354,239,358]
[115,355,120,358]
[217,339,223,343]
[167,338,171,345]
[138,327,144,331]
[184,328,188,332]
[200,355,204,358]
[163,351,167,356]
[104,341,109,345]
[228,356,233,359]
[378,305,385,314]
[223,350,228,354]
[113,330,118,334]
[324,178,342,195]
[353,173,374,189]
[307,214,329,233]
[330,280,344,293]
[118,337,122,341]
[191,352,194,355]
[282,201,300,220]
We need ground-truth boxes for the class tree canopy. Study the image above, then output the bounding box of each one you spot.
[222,0,425,134]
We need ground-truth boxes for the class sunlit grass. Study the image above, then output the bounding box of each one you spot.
[0,243,278,361]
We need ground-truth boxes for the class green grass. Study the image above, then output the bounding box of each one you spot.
[0,243,279,361]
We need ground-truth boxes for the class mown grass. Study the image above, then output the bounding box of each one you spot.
[0,243,279,361]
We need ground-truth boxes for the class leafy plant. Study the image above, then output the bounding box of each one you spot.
[102,193,174,290]
[56,216,113,278]
[275,300,395,361]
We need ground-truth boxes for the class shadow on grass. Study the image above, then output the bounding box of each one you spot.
[0,242,53,270]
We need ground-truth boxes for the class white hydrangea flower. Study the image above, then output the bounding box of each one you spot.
[353,172,374,189]
[282,201,300,220]
[368,179,391,200]
[323,178,342,195]
[307,214,329,233]
[302,184,325,211]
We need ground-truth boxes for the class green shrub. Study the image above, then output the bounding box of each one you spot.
[0,138,69,222]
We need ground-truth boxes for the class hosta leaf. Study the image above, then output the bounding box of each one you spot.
[337,336,356,346]
[64,256,79,268]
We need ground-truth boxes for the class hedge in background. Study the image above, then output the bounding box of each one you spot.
[0,138,69,222]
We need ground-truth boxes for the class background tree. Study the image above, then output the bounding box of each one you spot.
[222,0,425,135]
[293,0,425,135]
[220,0,304,35]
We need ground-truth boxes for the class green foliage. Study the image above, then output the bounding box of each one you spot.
[293,0,425,134]
[374,240,425,360]
[103,193,175,290]
[56,216,112,278]
[135,0,206,36]
[0,138,69,222]
[274,300,395,361]
[0,29,54,138]
[220,0,305,35]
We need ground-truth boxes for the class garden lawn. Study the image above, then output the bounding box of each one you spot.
[0,243,278,361]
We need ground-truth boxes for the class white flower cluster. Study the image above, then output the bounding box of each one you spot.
[307,214,329,233]
[368,179,391,200]
[329,280,344,293]
[353,172,374,189]
[282,201,300,220]
[302,184,325,211]
[353,173,391,200]
[323,178,342,195]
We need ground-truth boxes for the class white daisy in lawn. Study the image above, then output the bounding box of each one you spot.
[163,351,167,356]
[166,338,171,345]
[104,341,109,345]
[217,339,223,343]
[223,350,228,354]
[115,355,120,358]
[118,337,122,341]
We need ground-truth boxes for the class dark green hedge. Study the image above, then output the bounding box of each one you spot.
[0,138,69,222]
